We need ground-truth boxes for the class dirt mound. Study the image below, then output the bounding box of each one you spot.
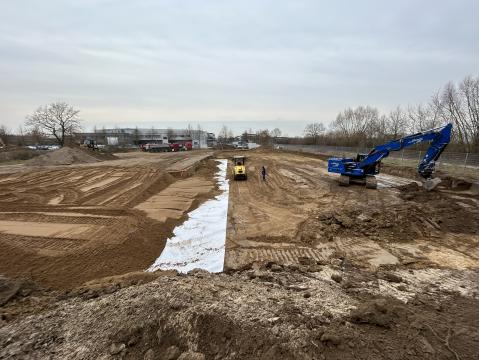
[299,189,479,244]
[25,147,101,166]
[299,206,428,243]
[1,267,478,360]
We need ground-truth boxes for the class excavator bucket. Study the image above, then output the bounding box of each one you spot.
[423,178,442,191]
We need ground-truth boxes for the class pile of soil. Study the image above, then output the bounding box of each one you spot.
[0,148,45,163]
[299,206,429,243]
[298,187,479,244]
[1,265,478,360]
[25,147,103,166]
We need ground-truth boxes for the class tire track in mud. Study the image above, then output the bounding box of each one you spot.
[0,153,218,288]
[225,152,329,269]
[224,150,479,273]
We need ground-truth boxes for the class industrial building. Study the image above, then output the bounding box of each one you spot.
[78,128,216,149]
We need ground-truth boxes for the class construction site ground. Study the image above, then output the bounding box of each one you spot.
[1,148,478,359]
[0,149,215,289]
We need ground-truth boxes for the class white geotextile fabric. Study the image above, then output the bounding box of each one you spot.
[148,159,229,273]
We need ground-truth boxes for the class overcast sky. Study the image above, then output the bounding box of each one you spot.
[1,0,478,136]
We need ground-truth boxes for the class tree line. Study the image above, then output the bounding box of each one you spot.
[1,75,477,152]
[216,125,282,146]
[298,75,479,152]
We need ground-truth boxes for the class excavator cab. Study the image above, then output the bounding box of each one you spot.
[233,155,247,180]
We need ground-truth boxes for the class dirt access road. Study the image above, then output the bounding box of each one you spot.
[0,150,215,288]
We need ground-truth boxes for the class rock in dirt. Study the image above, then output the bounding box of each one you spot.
[418,336,435,355]
[270,264,283,272]
[164,345,181,360]
[320,331,342,345]
[331,274,343,283]
[178,351,206,360]
[109,342,125,355]
[378,272,403,283]
[144,349,156,360]
[350,299,398,328]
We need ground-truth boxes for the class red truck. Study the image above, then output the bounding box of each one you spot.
[142,143,171,152]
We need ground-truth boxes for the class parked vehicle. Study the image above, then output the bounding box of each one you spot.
[143,143,171,152]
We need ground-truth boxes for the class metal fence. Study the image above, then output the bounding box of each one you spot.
[278,144,479,175]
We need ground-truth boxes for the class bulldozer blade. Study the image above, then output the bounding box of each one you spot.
[423,178,441,191]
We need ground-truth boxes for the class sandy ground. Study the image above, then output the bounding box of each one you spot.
[224,150,479,274]
[0,148,478,359]
[0,150,215,288]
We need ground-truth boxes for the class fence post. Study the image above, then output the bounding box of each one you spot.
[463,152,469,172]
[418,150,422,163]
[401,149,404,165]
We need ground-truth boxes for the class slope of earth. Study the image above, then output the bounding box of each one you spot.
[25,147,103,166]
[1,264,478,360]
[0,152,217,289]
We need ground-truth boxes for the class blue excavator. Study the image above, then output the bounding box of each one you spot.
[327,123,453,191]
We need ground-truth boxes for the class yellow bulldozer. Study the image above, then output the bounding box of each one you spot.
[233,155,247,180]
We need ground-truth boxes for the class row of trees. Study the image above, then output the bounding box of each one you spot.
[2,75,478,152]
[300,75,479,152]
[217,125,283,147]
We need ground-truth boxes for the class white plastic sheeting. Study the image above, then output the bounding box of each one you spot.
[148,159,229,273]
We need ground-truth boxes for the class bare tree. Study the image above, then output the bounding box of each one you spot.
[256,129,271,145]
[387,106,409,139]
[0,125,8,147]
[270,128,282,138]
[435,76,479,151]
[25,102,81,147]
[459,76,479,148]
[217,125,229,148]
[406,101,442,134]
[303,122,325,144]
[29,126,43,145]
[16,125,26,146]
[331,106,378,146]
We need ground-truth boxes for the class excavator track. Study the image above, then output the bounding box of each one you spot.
[365,175,378,189]
[339,174,350,186]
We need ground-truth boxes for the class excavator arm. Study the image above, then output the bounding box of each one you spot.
[327,123,453,190]
[359,123,452,178]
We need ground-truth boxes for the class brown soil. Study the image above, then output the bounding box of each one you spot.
[223,149,479,272]
[25,147,104,166]
[1,148,478,359]
[0,153,218,289]
[1,264,478,359]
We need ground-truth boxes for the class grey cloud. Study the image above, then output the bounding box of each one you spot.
[0,0,478,135]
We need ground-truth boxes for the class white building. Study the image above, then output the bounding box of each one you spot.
[79,128,210,149]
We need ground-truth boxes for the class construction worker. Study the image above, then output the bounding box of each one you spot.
[261,166,267,181]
